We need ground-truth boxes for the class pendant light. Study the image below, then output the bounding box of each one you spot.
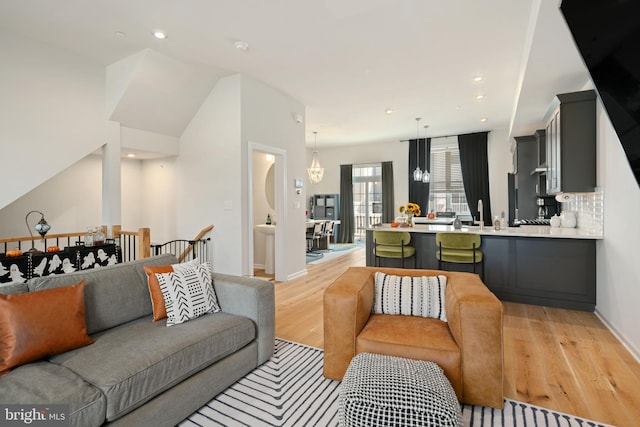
[412,118,423,181]
[307,131,324,184]
[422,125,430,183]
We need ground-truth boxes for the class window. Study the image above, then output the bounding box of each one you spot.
[352,164,382,240]
[428,138,469,215]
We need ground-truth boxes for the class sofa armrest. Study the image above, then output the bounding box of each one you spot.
[213,273,275,365]
[445,271,504,408]
[323,267,375,380]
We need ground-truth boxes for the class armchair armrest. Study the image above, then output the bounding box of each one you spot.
[445,271,504,408]
[213,273,275,365]
[323,267,375,380]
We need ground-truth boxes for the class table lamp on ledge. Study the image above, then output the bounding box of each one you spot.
[25,210,51,254]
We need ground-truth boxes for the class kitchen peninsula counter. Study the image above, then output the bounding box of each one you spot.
[366,224,602,311]
[370,223,603,239]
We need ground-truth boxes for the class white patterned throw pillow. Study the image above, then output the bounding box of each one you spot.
[373,272,447,321]
[155,262,220,326]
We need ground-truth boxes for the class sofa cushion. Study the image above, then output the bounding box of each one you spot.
[356,313,462,400]
[0,281,94,374]
[50,312,256,421]
[157,262,220,326]
[0,361,106,427]
[0,281,29,295]
[28,254,178,334]
[373,272,447,321]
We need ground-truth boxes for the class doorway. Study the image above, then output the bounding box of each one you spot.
[247,143,287,282]
[352,163,382,241]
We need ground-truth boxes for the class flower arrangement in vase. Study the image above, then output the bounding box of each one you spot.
[397,203,421,227]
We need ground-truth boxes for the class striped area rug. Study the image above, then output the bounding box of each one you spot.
[180,339,614,427]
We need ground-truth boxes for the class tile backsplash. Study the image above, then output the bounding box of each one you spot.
[559,188,604,235]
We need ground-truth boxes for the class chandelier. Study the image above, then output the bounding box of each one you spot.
[307,131,324,184]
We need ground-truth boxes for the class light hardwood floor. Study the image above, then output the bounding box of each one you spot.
[268,246,640,427]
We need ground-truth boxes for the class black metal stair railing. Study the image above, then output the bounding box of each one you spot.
[150,238,211,264]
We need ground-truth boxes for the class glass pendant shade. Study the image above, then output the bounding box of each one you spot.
[411,117,424,182]
[413,166,423,181]
[35,218,51,237]
[422,124,430,184]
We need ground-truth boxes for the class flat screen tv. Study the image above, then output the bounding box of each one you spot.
[561,0,640,188]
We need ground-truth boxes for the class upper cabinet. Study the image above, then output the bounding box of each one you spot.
[544,90,597,195]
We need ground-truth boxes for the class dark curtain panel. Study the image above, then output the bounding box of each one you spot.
[338,164,354,243]
[408,138,431,215]
[381,161,395,223]
[458,132,492,226]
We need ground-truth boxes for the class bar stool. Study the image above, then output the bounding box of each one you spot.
[435,232,483,279]
[373,230,416,268]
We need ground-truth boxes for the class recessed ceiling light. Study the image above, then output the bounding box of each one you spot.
[115,31,126,37]
[127,153,136,158]
[234,40,249,51]
[152,30,167,39]
[385,108,393,115]
[480,117,488,123]
[455,105,462,110]
[475,94,485,100]
[473,76,484,82]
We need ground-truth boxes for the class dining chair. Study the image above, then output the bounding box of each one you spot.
[307,221,325,252]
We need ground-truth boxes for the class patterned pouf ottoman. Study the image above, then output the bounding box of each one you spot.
[338,353,462,427]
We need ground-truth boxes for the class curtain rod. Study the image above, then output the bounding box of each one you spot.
[400,130,491,142]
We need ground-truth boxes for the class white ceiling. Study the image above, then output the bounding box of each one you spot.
[0,0,591,147]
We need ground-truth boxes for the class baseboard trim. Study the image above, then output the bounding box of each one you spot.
[595,309,640,364]
[287,268,308,281]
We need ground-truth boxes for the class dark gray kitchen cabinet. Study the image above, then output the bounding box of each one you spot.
[545,90,597,194]
[366,229,597,311]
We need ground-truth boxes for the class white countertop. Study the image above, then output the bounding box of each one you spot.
[370,223,603,239]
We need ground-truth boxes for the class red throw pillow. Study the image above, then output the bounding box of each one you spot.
[0,280,94,375]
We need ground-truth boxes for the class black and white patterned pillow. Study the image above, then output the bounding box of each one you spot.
[155,262,220,326]
[373,272,447,321]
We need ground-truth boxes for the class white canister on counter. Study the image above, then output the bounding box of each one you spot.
[550,214,561,227]
[560,211,577,228]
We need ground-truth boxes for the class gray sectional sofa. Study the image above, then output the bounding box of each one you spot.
[0,254,275,427]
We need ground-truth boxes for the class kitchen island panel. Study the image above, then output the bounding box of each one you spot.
[365,228,596,311]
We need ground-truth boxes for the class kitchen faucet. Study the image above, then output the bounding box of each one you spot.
[475,199,484,230]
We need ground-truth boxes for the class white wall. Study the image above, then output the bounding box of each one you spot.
[595,101,640,358]
[305,139,408,211]
[170,74,242,273]
[0,32,105,210]
[0,155,144,246]
[240,75,307,280]
[140,157,178,244]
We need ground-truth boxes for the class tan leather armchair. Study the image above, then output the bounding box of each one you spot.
[323,266,504,409]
